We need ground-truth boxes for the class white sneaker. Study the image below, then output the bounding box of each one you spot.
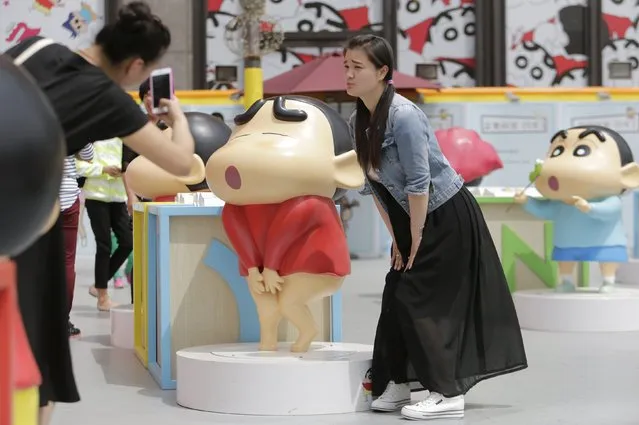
[370,381,413,412]
[401,392,464,420]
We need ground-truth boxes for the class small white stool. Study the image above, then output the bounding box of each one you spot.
[110,304,134,349]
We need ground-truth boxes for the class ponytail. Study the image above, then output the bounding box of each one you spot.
[354,82,396,171]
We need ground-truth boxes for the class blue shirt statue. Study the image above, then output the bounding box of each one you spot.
[514,125,639,293]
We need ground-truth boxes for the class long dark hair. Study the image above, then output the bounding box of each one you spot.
[344,35,395,171]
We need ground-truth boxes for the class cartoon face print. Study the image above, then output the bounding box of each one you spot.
[603,38,639,84]
[361,368,373,394]
[277,0,374,33]
[554,67,588,87]
[61,3,97,39]
[62,12,87,38]
[534,127,636,200]
[424,7,476,60]
[507,41,557,87]
[437,59,475,87]
[396,0,451,30]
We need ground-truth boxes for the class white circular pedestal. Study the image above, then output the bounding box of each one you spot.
[513,287,639,332]
[110,304,134,349]
[176,342,374,416]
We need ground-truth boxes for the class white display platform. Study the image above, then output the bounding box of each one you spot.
[616,259,639,286]
[110,304,134,349]
[176,342,374,416]
[513,286,639,332]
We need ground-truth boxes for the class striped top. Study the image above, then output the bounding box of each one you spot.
[60,144,94,211]
[76,138,127,203]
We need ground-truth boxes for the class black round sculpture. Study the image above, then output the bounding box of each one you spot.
[0,55,65,256]
[184,112,232,191]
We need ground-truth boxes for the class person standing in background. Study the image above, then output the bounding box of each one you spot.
[77,138,132,311]
[61,144,94,338]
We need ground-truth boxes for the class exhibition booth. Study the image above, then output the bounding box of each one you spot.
[50,86,639,417]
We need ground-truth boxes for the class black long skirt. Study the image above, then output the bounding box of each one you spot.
[12,216,80,406]
[369,181,528,398]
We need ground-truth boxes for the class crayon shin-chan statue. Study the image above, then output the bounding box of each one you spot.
[126,112,231,201]
[206,96,365,353]
[515,126,639,293]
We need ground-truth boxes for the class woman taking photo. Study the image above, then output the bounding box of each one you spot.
[343,34,527,421]
[4,2,195,423]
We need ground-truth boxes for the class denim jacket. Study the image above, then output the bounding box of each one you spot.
[348,93,463,215]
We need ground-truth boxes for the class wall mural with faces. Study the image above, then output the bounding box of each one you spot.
[206,0,383,90]
[505,0,614,87]
[601,0,639,86]
[0,0,104,53]
[396,0,477,87]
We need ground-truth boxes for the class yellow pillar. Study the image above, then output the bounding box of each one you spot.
[242,16,263,110]
[243,64,263,109]
[12,387,38,425]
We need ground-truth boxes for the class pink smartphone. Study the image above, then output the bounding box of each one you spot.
[149,67,174,115]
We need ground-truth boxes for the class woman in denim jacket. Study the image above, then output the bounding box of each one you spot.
[344,35,528,421]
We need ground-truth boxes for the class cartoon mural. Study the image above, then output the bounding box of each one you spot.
[206,0,383,89]
[505,0,614,87]
[206,0,477,89]
[396,0,477,87]
[601,0,639,86]
[0,0,104,53]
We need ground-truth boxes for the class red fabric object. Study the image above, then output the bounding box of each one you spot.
[153,195,176,202]
[222,196,350,277]
[0,261,41,409]
[0,262,13,425]
[263,53,438,95]
[435,127,503,183]
[62,198,80,315]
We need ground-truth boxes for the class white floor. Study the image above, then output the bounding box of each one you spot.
[50,255,639,425]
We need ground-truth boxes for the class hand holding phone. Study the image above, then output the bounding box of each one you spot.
[157,98,185,127]
[150,67,174,115]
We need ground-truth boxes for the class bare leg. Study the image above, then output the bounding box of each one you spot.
[250,289,281,351]
[599,262,619,293]
[39,403,54,425]
[556,261,578,292]
[277,273,343,353]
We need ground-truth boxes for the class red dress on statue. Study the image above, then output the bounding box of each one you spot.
[222,195,350,277]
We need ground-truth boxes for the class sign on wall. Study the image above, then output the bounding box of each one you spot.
[0,0,105,53]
